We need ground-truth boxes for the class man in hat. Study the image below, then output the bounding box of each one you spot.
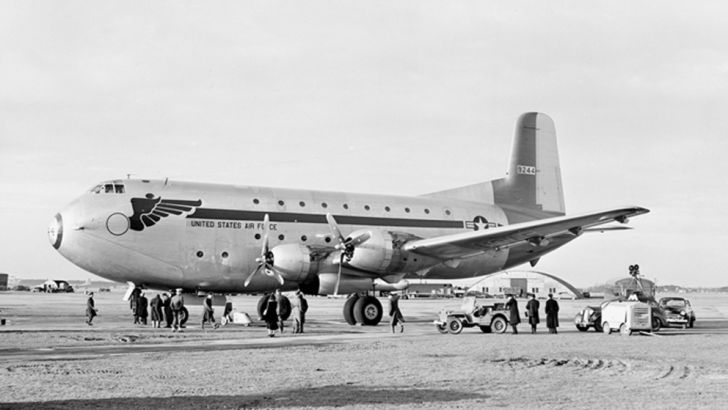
[201,294,218,330]
[525,293,540,334]
[85,292,98,326]
[545,293,560,334]
[505,294,520,334]
[291,290,308,334]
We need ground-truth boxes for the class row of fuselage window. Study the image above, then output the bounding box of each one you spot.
[251,197,453,217]
[91,186,453,217]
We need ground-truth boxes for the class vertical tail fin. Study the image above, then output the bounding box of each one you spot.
[493,112,565,218]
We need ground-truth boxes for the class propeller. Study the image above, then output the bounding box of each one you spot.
[325,213,371,295]
[244,214,284,287]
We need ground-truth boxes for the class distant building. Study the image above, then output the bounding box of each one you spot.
[41,279,74,293]
[0,273,8,290]
[469,270,583,299]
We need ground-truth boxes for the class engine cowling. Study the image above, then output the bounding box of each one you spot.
[344,229,439,274]
[270,243,317,283]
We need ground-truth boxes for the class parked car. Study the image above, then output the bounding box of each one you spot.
[658,297,696,328]
[434,297,510,334]
[575,294,667,332]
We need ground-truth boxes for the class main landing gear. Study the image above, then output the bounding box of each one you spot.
[343,293,383,326]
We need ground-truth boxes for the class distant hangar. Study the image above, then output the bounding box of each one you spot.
[469,270,583,299]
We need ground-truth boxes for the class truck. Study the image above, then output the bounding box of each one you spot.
[601,300,652,336]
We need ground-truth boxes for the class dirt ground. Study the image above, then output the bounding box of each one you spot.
[1,291,728,409]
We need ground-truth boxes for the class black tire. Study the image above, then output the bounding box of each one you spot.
[491,316,508,334]
[620,323,631,336]
[278,296,291,320]
[479,325,492,333]
[651,317,661,332]
[447,317,463,334]
[343,294,359,325]
[576,325,589,332]
[436,323,448,334]
[594,320,603,333]
[180,306,189,327]
[256,294,269,319]
[353,295,382,326]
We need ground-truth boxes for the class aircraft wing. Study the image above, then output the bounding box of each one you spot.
[402,206,649,260]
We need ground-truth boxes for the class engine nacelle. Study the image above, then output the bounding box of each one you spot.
[345,229,439,274]
[314,274,411,295]
[346,229,394,273]
[270,243,317,283]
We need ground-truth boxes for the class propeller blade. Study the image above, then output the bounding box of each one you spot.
[347,231,371,247]
[244,265,262,287]
[334,253,344,296]
[273,269,285,286]
[325,213,346,243]
[260,213,270,254]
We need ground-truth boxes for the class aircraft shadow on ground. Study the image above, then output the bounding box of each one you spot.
[1,385,488,409]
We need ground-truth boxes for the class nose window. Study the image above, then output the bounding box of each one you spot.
[91,182,126,194]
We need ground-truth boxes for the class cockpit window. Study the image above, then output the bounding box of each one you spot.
[91,182,126,194]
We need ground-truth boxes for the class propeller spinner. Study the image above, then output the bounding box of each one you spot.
[244,214,285,287]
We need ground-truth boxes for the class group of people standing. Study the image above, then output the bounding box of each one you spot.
[262,289,308,337]
[505,293,560,334]
[128,288,187,331]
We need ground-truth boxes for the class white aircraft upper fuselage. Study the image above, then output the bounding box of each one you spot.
[49,113,649,298]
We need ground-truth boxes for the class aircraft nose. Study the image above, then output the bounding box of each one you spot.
[48,213,64,250]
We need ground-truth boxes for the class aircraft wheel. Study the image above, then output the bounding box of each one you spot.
[651,317,662,332]
[447,317,463,334]
[479,325,492,333]
[491,316,507,334]
[256,294,270,319]
[576,325,589,332]
[436,323,448,334]
[602,322,611,335]
[278,296,291,321]
[353,295,382,326]
[343,294,359,325]
[180,306,189,327]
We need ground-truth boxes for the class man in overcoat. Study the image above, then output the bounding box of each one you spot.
[545,293,560,334]
[505,294,520,334]
[525,293,540,334]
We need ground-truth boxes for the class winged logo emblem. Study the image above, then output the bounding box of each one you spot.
[128,193,202,231]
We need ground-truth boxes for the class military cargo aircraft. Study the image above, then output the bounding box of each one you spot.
[48,112,648,325]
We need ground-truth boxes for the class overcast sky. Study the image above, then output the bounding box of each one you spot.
[1,1,727,287]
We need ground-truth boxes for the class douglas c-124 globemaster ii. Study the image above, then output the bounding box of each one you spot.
[49,113,648,326]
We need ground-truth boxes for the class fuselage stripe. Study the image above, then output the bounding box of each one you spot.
[187,208,465,229]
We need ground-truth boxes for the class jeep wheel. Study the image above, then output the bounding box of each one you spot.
[491,316,507,334]
[447,317,463,334]
[620,323,631,336]
[602,322,611,335]
[436,323,448,334]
